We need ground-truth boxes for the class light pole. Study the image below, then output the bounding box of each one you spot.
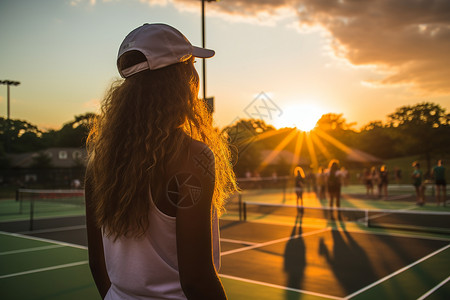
[0,80,20,120]
[201,0,218,113]
[0,80,21,152]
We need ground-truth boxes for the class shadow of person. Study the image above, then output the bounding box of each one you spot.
[283,210,306,300]
[318,220,376,296]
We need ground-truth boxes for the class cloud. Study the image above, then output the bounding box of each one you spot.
[170,0,450,95]
[83,98,100,110]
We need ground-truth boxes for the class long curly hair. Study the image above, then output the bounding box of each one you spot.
[87,51,237,239]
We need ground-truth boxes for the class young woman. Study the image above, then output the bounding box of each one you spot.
[326,159,341,208]
[85,23,237,300]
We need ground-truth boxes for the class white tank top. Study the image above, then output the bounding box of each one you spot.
[102,198,221,300]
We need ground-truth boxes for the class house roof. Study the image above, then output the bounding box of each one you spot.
[8,147,87,168]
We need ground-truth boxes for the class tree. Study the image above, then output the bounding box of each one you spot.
[55,113,96,147]
[222,119,275,177]
[357,121,397,159]
[0,117,43,153]
[386,102,450,174]
[316,113,356,132]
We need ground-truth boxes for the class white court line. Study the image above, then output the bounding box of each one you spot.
[0,261,88,279]
[0,231,87,250]
[357,205,417,224]
[220,273,342,300]
[417,276,450,300]
[241,218,450,242]
[0,244,64,256]
[221,227,330,256]
[18,225,86,235]
[345,243,450,299]
[220,238,257,245]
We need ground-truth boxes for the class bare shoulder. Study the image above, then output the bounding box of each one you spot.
[188,139,214,157]
[185,140,215,179]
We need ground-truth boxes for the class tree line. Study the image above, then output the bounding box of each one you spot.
[1,102,449,175]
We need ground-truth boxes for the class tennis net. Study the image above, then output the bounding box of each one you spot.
[240,201,450,234]
[16,189,86,230]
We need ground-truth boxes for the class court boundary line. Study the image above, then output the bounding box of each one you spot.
[0,260,89,279]
[17,225,87,235]
[0,244,64,256]
[242,219,450,242]
[0,231,87,250]
[417,275,450,300]
[221,227,330,256]
[345,243,450,299]
[220,238,257,245]
[220,273,341,300]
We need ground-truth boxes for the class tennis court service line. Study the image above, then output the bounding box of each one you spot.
[18,224,86,235]
[221,227,331,256]
[220,273,342,300]
[417,275,450,300]
[345,243,450,299]
[0,261,89,279]
[0,231,87,250]
[220,238,257,246]
[0,244,64,256]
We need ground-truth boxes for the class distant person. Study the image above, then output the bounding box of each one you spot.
[294,166,306,208]
[339,166,349,186]
[326,160,341,208]
[394,167,402,184]
[306,169,316,192]
[411,161,425,206]
[379,165,389,199]
[85,23,237,299]
[362,168,373,197]
[432,160,446,206]
[371,166,381,197]
[316,166,327,201]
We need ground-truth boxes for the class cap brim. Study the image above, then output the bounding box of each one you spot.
[192,46,215,58]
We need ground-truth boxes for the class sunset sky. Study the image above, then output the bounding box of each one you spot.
[1,0,449,131]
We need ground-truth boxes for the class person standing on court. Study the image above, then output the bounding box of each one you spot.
[326,159,341,208]
[294,166,306,208]
[432,160,446,206]
[316,166,327,201]
[412,161,425,206]
[85,23,237,300]
[379,165,389,199]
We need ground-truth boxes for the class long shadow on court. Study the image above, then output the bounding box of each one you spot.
[318,215,377,296]
[283,209,306,300]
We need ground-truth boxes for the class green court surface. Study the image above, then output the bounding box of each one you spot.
[1,186,449,299]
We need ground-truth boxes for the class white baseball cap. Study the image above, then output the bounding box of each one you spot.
[118,23,215,78]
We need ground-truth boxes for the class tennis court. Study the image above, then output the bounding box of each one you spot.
[1,187,449,299]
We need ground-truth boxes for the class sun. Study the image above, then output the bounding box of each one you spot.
[274,103,324,132]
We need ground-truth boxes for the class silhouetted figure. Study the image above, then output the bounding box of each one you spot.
[432,160,446,206]
[294,166,306,208]
[316,166,327,201]
[379,165,389,199]
[362,168,373,197]
[327,160,341,208]
[412,161,425,206]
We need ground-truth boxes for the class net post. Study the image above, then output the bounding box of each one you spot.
[29,194,35,231]
[243,202,247,221]
[282,177,287,202]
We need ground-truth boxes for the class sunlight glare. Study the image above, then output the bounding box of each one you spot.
[275,103,324,131]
